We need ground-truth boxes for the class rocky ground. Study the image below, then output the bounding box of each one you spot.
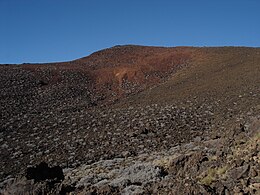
[1,116,259,194]
[0,46,259,194]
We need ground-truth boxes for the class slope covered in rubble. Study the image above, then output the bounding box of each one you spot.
[0,46,259,194]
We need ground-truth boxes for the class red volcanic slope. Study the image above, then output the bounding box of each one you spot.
[21,45,201,104]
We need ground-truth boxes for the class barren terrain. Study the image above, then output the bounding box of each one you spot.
[0,45,259,194]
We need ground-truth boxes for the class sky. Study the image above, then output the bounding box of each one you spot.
[0,0,260,64]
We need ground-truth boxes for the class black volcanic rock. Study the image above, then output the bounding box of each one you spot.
[26,162,64,182]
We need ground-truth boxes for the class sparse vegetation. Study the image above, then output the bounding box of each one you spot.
[199,166,228,186]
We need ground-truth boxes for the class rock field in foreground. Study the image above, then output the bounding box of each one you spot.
[1,117,259,194]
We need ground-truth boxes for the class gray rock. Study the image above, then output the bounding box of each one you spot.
[122,185,144,195]
[228,164,249,180]
[110,162,165,187]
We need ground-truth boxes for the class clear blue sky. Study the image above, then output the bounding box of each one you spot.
[1,0,259,64]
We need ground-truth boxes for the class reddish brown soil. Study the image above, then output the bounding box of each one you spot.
[22,45,200,104]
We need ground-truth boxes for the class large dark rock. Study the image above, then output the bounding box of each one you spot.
[26,162,64,182]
